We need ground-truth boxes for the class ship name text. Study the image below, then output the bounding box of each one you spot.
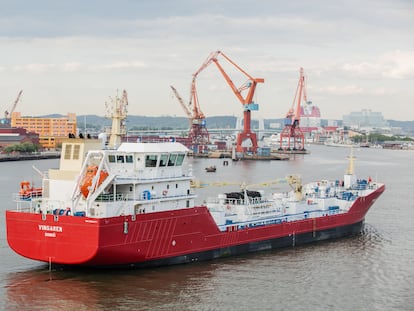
[38,224,63,232]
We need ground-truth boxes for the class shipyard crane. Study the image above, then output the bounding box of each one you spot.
[4,90,23,124]
[192,51,264,153]
[279,68,308,151]
[170,85,209,153]
[170,85,192,122]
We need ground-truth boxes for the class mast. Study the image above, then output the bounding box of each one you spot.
[344,147,356,188]
[106,90,128,149]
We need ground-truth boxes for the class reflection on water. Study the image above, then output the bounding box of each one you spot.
[4,227,399,311]
[5,261,223,311]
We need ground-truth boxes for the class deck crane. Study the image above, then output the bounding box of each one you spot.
[279,67,308,151]
[192,51,264,153]
[4,90,23,124]
[170,85,209,153]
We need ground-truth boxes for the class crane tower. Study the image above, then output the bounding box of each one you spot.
[192,51,264,153]
[170,85,209,153]
[279,68,308,151]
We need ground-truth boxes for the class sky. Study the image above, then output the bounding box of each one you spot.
[1,0,413,121]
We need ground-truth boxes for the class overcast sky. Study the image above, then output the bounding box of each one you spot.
[1,0,413,121]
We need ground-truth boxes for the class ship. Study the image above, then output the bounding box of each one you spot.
[5,92,385,268]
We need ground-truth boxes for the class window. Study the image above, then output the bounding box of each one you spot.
[145,155,158,167]
[159,154,168,167]
[108,155,116,163]
[73,144,80,160]
[126,155,133,163]
[117,155,125,163]
[168,154,177,166]
[64,144,72,160]
[175,154,185,166]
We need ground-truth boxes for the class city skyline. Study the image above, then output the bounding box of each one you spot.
[1,0,413,121]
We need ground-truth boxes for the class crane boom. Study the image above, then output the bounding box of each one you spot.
[170,85,192,120]
[192,51,264,109]
[289,67,305,123]
[191,51,264,153]
[4,90,23,120]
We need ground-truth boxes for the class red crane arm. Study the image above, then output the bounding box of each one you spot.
[289,67,306,123]
[190,80,205,120]
[192,51,264,108]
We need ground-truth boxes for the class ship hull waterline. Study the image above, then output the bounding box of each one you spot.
[6,184,384,268]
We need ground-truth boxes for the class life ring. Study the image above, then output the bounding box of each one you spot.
[162,190,168,196]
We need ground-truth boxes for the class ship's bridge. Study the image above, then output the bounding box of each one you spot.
[105,142,190,179]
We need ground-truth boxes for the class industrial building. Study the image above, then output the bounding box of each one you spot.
[343,110,389,129]
[11,112,77,149]
[0,126,40,150]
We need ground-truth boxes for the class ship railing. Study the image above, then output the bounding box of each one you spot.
[208,197,262,205]
[12,196,34,212]
[221,207,346,231]
[12,192,43,202]
[95,193,127,202]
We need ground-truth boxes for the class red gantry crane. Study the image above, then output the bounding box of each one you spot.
[170,85,209,153]
[192,51,264,153]
[279,67,308,151]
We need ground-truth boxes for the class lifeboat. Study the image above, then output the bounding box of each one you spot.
[19,181,42,200]
[80,166,109,198]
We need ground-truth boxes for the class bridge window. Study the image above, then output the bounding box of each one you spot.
[145,154,158,167]
[108,155,116,163]
[126,155,133,163]
[168,154,177,166]
[159,154,168,167]
[176,154,185,166]
[117,155,125,163]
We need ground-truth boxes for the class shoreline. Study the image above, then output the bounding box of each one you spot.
[0,153,60,162]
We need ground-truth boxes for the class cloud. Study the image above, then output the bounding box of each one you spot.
[380,50,414,79]
[11,61,148,74]
[342,50,414,79]
[91,61,148,71]
[316,85,363,95]
[13,63,57,73]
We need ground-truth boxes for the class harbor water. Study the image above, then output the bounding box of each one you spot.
[1,145,413,310]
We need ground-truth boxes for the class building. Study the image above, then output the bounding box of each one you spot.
[0,126,40,150]
[300,101,321,129]
[11,112,77,149]
[343,110,388,129]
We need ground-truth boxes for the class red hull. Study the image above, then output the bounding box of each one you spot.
[6,185,385,267]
